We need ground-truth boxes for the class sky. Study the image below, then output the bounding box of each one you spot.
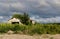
[0,0,60,23]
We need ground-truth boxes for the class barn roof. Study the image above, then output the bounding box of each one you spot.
[8,18,20,22]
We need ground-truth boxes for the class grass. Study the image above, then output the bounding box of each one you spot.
[0,23,60,35]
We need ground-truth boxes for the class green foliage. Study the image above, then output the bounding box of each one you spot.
[22,13,30,25]
[12,13,30,25]
[0,23,60,35]
[12,14,22,19]
[0,23,13,33]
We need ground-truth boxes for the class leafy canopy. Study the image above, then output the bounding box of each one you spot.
[12,13,30,25]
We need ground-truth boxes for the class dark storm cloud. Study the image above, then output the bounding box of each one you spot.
[0,0,59,16]
[0,0,60,23]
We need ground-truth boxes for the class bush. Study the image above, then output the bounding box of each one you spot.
[0,23,60,35]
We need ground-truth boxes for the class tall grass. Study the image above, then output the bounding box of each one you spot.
[0,23,60,35]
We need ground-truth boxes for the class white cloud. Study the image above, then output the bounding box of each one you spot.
[30,16,60,23]
[0,16,3,19]
[10,2,25,9]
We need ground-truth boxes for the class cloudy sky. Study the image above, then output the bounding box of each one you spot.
[0,0,60,23]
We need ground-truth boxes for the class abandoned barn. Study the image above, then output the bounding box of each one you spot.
[8,18,35,24]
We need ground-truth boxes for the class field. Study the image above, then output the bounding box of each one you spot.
[0,23,60,39]
[0,23,60,35]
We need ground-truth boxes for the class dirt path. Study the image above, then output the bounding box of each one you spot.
[0,34,60,39]
[0,34,36,39]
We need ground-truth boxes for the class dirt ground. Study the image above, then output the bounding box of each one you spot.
[0,34,60,39]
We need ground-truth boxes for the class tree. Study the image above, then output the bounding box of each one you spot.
[12,13,30,25]
[12,14,23,23]
[12,14,22,19]
[22,13,30,25]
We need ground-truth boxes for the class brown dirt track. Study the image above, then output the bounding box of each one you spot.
[0,34,60,39]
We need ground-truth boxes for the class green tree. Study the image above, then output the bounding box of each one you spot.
[12,13,30,25]
[12,14,22,19]
[12,14,23,22]
[22,13,30,25]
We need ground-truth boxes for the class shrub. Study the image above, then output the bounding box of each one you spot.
[0,23,60,35]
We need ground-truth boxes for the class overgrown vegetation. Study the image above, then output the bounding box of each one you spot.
[0,23,60,35]
[0,13,60,35]
[12,13,30,25]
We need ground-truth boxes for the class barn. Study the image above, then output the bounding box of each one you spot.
[8,18,22,24]
[8,18,35,25]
